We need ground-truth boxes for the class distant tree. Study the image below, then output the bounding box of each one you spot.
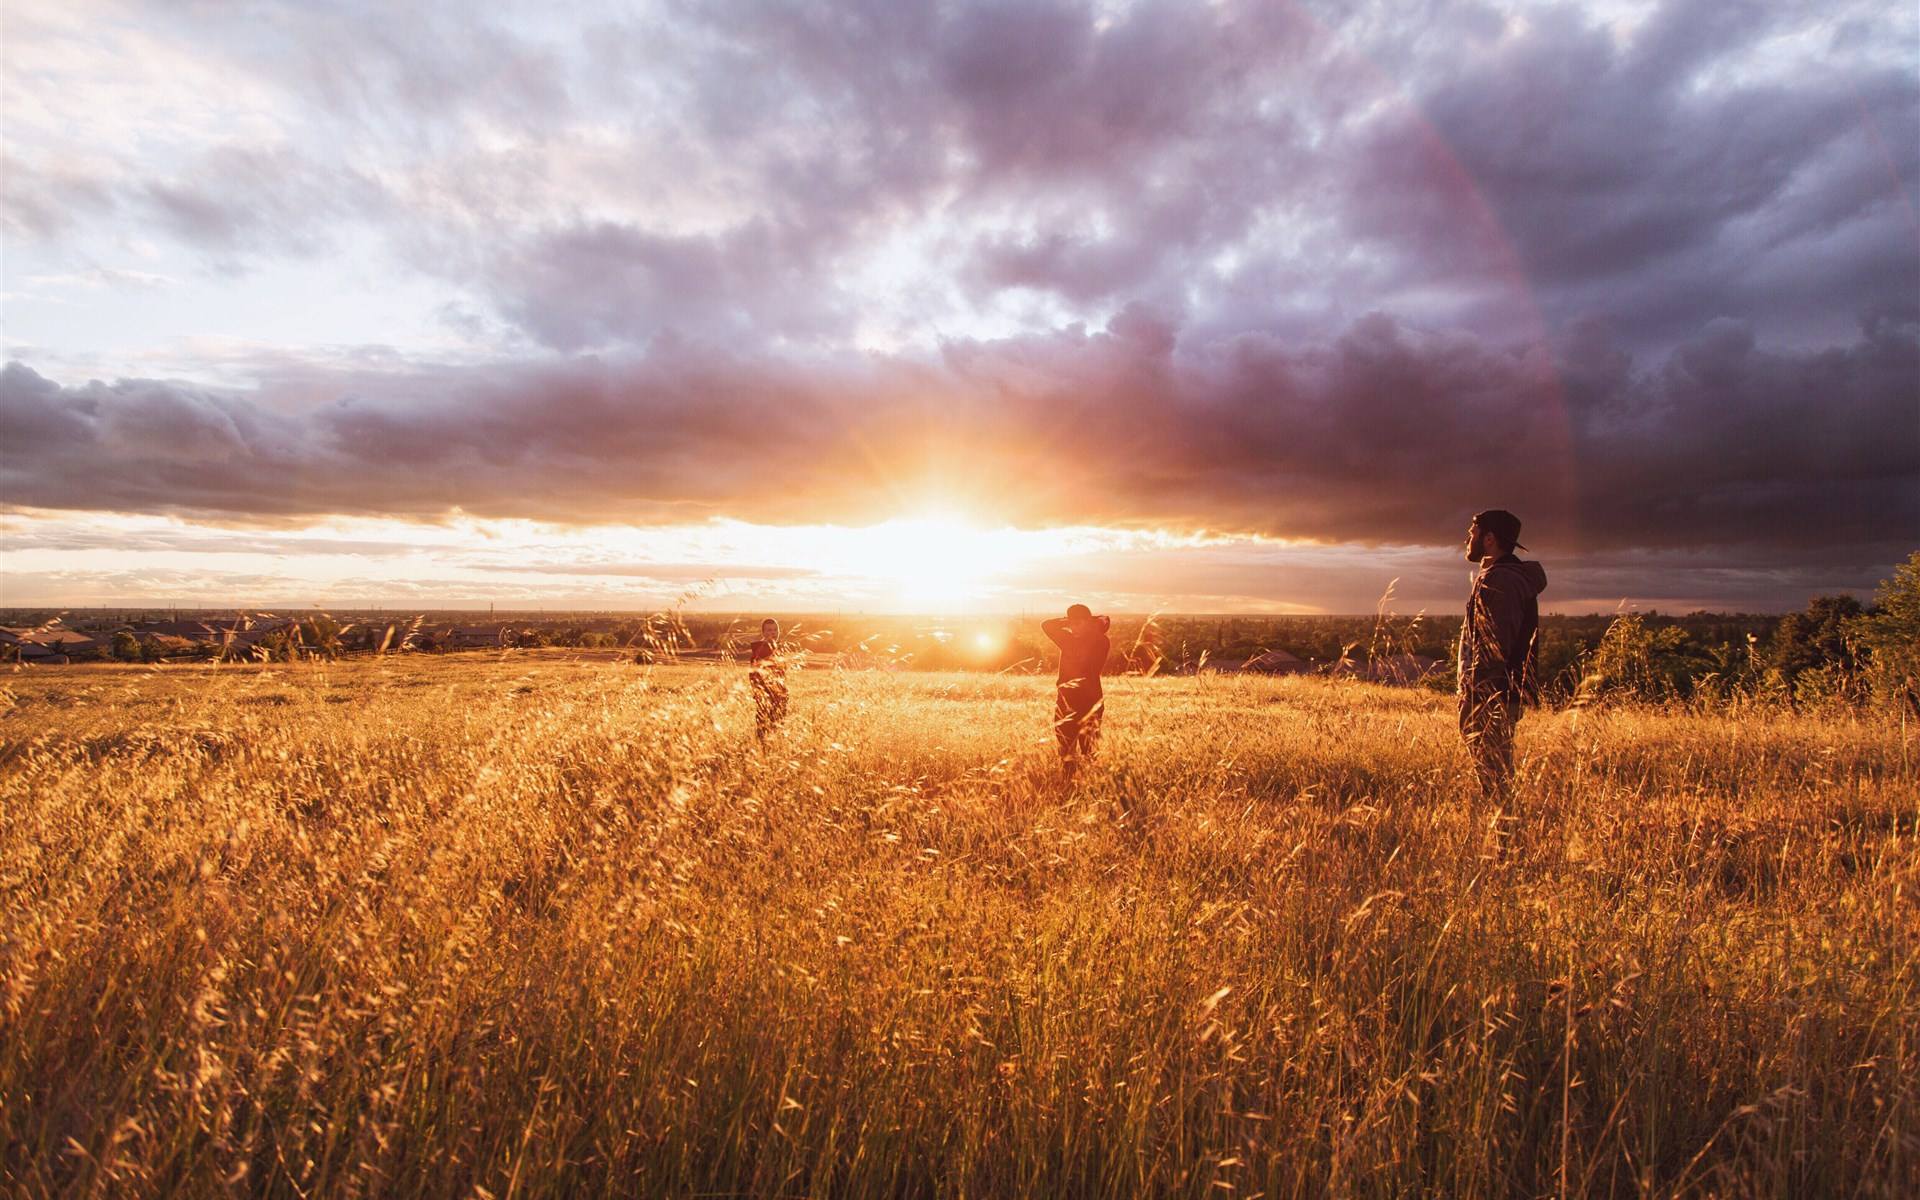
[1688,635,1763,702]
[1583,613,1698,702]
[1852,551,1920,716]
[111,631,140,662]
[300,615,345,659]
[1758,591,1866,683]
[1531,629,1597,701]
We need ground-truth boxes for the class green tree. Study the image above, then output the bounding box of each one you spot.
[1584,613,1699,702]
[1851,551,1920,715]
[110,631,140,662]
[1766,595,1864,686]
[300,615,345,659]
[254,630,294,661]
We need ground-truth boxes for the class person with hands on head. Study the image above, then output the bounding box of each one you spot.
[1042,603,1111,780]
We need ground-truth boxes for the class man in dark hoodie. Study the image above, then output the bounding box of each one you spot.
[1458,510,1548,802]
[1042,604,1111,780]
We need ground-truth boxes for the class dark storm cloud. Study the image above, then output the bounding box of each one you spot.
[1005,540,1902,614]
[5,0,1915,593]
[1349,1,1920,345]
[470,0,1307,346]
[470,0,1914,353]
[6,308,1913,557]
[12,1,1912,350]
[484,221,856,353]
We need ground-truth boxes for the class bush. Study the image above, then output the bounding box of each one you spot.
[1766,595,1863,688]
[1851,550,1920,714]
[1582,613,1697,702]
[1792,663,1868,709]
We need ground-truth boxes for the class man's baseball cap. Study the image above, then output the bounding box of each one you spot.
[1470,509,1527,550]
[1066,603,1093,620]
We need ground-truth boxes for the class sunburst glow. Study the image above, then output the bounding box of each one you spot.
[826,514,1023,612]
[0,508,1340,613]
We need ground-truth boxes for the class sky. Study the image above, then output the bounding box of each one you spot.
[2,0,1916,616]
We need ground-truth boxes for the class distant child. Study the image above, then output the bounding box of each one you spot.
[749,618,790,739]
[1042,604,1111,779]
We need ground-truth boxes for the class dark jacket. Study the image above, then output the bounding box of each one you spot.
[1458,555,1547,703]
[750,638,786,676]
[1043,618,1110,710]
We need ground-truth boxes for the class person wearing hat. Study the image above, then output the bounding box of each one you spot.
[1041,603,1111,780]
[1458,510,1548,803]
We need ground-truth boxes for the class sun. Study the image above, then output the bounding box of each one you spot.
[845,513,1005,612]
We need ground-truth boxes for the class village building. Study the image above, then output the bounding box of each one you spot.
[0,627,104,662]
[430,625,530,649]
[102,615,302,659]
[1238,649,1314,675]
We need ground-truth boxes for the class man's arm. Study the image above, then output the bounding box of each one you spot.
[1041,618,1071,648]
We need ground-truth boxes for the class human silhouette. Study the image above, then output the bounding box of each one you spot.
[748,617,789,739]
[1457,510,1547,803]
[1042,604,1111,780]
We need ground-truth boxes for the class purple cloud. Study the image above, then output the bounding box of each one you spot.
[2,0,1914,603]
[5,308,1913,560]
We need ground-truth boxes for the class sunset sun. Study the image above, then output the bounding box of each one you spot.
[2,1,1912,1193]
[845,514,1005,612]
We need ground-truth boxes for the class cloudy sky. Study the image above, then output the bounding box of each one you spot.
[2,0,1915,615]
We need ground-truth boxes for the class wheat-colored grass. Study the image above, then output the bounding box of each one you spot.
[2,656,1913,1197]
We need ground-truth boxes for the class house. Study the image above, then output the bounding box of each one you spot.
[131,615,293,651]
[0,626,104,662]
[132,619,240,640]
[1191,648,1313,675]
[1239,649,1313,675]
[433,625,527,649]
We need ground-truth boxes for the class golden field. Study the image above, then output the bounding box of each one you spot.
[2,655,1914,1198]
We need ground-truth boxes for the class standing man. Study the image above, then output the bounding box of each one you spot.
[1458,510,1548,802]
[748,617,790,740]
[1041,604,1111,781]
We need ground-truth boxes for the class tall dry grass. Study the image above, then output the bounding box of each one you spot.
[1,657,1913,1197]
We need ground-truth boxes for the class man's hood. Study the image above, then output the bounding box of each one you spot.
[1487,556,1548,596]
